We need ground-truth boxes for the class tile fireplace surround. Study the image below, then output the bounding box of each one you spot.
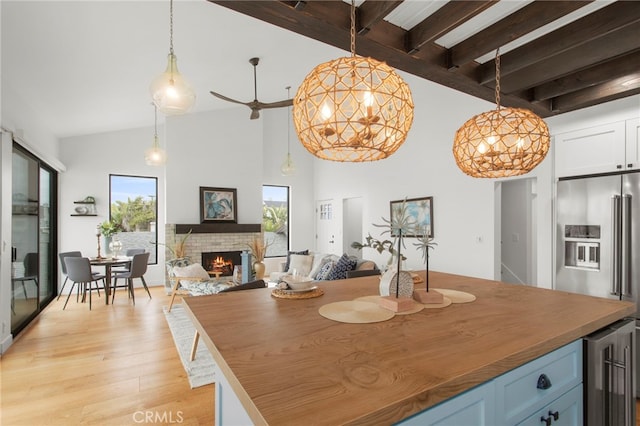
[164,223,261,291]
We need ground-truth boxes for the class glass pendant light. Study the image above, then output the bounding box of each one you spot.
[145,104,167,166]
[281,86,296,176]
[149,0,195,115]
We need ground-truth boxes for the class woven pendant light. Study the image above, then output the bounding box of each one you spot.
[293,1,413,162]
[453,49,549,178]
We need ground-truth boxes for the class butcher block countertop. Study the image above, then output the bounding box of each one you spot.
[181,271,634,425]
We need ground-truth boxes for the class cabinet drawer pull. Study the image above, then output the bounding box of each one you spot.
[549,410,559,420]
[536,373,552,390]
[617,164,623,169]
[540,415,552,426]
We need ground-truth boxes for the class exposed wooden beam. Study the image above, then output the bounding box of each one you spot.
[551,75,640,113]
[449,1,591,69]
[496,21,640,94]
[478,1,640,85]
[406,1,495,54]
[357,1,403,35]
[533,51,640,102]
[208,0,552,117]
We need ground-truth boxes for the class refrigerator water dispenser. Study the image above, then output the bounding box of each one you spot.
[564,225,601,270]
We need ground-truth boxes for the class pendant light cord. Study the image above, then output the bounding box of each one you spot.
[286,86,291,154]
[350,0,356,57]
[495,47,501,110]
[153,103,159,147]
[169,0,174,55]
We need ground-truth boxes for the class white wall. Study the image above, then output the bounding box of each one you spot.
[261,107,315,251]
[59,125,167,286]
[165,108,263,225]
[313,71,498,279]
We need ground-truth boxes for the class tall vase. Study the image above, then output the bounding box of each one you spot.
[104,236,112,256]
[253,261,266,280]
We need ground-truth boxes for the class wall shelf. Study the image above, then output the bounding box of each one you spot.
[176,223,261,234]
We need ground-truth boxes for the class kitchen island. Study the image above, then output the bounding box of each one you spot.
[181,271,634,425]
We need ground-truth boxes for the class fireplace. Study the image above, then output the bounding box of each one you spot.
[201,251,242,277]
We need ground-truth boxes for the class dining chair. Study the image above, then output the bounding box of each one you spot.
[189,279,266,361]
[111,248,145,274]
[11,252,40,314]
[63,257,105,310]
[111,252,151,305]
[59,251,105,301]
[58,251,82,300]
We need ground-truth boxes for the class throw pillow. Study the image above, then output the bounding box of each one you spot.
[326,253,358,280]
[284,250,309,272]
[309,254,337,278]
[315,261,336,280]
[172,263,210,280]
[287,254,314,276]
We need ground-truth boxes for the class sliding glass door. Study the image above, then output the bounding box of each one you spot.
[11,144,56,335]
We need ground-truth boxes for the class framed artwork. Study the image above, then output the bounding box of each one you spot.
[200,187,237,223]
[390,196,433,238]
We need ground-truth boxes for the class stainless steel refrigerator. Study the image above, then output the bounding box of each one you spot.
[556,171,640,308]
[556,171,640,407]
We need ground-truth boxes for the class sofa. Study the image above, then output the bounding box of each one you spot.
[269,251,379,283]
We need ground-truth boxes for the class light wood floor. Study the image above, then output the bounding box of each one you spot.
[0,286,213,425]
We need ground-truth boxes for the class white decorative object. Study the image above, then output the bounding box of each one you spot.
[379,269,414,298]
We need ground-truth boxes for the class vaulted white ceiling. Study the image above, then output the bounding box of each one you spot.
[1,0,345,139]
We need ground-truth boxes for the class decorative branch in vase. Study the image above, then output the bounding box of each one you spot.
[245,236,272,280]
[352,199,418,312]
[154,228,192,260]
[412,227,442,304]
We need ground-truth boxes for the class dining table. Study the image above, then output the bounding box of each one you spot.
[89,257,130,304]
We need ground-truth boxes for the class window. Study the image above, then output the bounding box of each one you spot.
[263,185,289,258]
[109,175,158,263]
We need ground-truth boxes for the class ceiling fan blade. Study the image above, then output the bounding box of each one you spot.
[209,91,250,106]
[250,109,260,120]
[257,99,294,109]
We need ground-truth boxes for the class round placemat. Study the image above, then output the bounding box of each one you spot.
[271,288,324,299]
[431,288,476,303]
[354,295,425,315]
[319,300,395,323]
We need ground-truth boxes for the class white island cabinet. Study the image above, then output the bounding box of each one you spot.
[395,340,582,426]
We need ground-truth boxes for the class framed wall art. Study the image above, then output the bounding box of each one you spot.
[390,196,433,238]
[200,187,237,223]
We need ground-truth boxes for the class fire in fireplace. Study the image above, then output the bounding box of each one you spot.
[201,251,242,277]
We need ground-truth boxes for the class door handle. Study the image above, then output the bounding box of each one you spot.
[611,195,621,295]
[621,194,631,296]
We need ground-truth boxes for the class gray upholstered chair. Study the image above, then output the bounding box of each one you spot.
[111,248,146,274]
[63,257,105,310]
[111,252,151,304]
[58,251,81,300]
[11,252,40,314]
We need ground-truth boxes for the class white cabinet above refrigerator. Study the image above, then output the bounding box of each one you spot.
[555,118,640,178]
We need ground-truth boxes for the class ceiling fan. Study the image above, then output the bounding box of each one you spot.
[210,57,293,120]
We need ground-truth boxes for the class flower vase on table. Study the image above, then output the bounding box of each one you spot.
[253,261,266,280]
[109,237,123,259]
